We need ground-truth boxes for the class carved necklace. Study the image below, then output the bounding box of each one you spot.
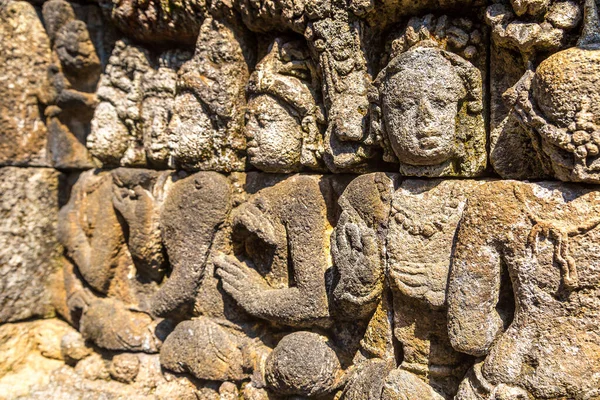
[391,188,462,238]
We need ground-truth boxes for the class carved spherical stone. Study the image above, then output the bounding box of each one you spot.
[533,46,600,127]
[265,331,341,397]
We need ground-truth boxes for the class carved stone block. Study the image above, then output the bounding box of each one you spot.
[0,2,52,166]
[0,167,62,322]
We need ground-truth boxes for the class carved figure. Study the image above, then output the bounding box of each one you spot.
[156,173,272,385]
[507,0,600,183]
[486,0,583,180]
[58,169,171,352]
[371,15,486,177]
[167,17,249,171]
[308,9,375,172]
[245,37,324,173]
[150,171,232,319]
[175,174,341,396]
[448,180,600,399]
[215,174,333,328]
[333,175,483,399]
[87,41,151,166]
[140,50,191,168]
[38,0,104,169]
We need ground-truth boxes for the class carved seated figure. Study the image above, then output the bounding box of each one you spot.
[202,175,340,396]
[148,172,273,385]
[371,15,486,177]
[335,175,483,400]
[508,0,600,183]
[159,174,337,391]
[245,37,325,173]
[58,169,170,352]
[214,174,332,328]
[448,180,600,399]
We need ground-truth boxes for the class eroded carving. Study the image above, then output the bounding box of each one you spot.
[371,15,487,177]
[7,0,600,398]
[335,176,483,399]
[487,0,585,179]
[448,180,600,399]
[167,16,250,171]
[507,0,600,183]
[58,169,171,352]
[246,37,325,173]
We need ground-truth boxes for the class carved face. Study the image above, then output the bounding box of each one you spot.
[381,47,466,166]
[88,102,129,164]
[245,95,303,172]
[55,20,100,76]
[168,93,214,164]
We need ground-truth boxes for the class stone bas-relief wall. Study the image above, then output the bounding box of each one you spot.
[1,0,600,398]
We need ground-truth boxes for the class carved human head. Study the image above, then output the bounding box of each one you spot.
[167,92,215,167]
[371,15,486,177]
[245,38,325,173]
[88,41,151,166]
[509,0,600,182]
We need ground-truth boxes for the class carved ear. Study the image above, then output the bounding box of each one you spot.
[442,50,483,114]
[300,115,324,169]
[368,81,396,163]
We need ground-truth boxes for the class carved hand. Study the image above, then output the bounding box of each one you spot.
[331,212,383,304]
[112,182,153,231]
[214,253,271,315]
[233,203,278,246]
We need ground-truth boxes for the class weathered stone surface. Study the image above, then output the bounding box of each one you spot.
[214,174,341,328]
[39,0,111,170]
[0,167,62,323]
[246,37,325,173]
[0,319,78,399]
[0,2,52,166]
[371,14,488,177]
[151,171,232,318]
[58,168,172,352]
[448,180,600,398]
[334,176,483,399]
[4,0,600,398]
[506,1,600,183]
[487,0,587,180]
[265,331,343,397]
[87,41,154,167]
[98,0,206,46]
[22,350,203,399]
[167,16,250,172]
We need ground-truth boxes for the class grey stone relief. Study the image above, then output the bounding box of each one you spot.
[2,0,600,399]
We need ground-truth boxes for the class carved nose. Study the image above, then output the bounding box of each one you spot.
[417,98,436,134]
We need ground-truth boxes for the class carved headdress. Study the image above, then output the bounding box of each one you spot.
[370,15,486,177]
[507,0,600,183]
[247,37,325,169]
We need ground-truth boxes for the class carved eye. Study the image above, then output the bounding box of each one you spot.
[258,115,273,127]
[433,98,450,108]
[396,99,416,112]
